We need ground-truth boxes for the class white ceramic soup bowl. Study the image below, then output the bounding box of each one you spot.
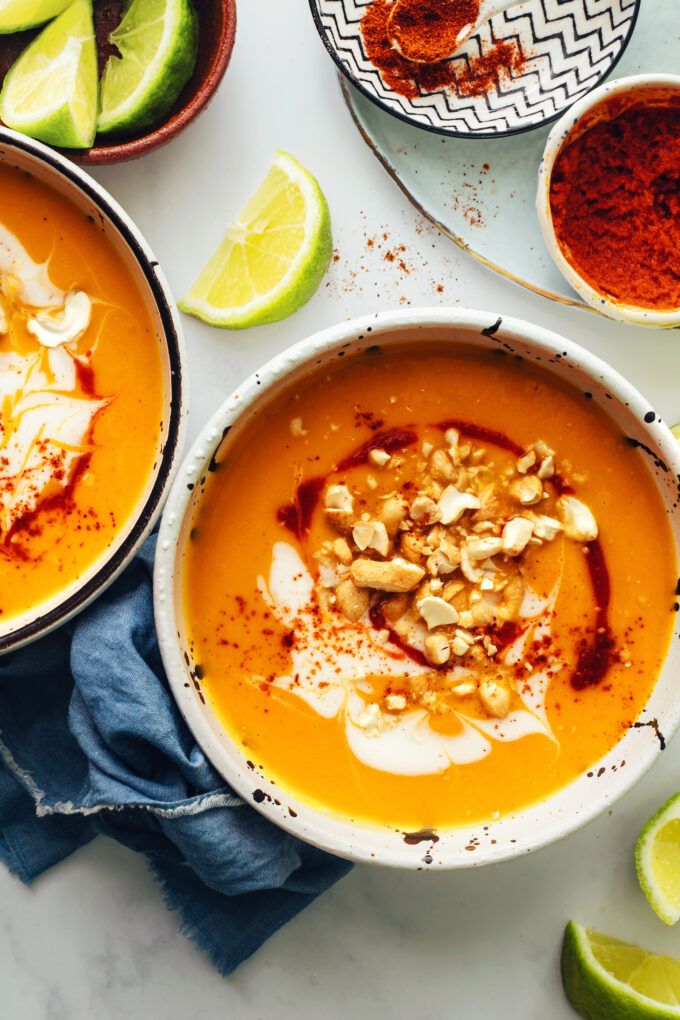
[155,308,680,869]
[0,128,187,653]
[536,74,680,328]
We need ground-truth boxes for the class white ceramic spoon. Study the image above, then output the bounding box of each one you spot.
[388,0,521,64]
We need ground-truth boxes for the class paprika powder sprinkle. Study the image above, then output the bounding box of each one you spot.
[549,95,680,310]
[360,0,526,101]
[387,0,479,63]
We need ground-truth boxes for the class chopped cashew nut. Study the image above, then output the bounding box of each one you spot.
[452,681,476,697]
[509,475,543,506]
[430,448,454,481]
[538,455,555,479]
[424,632,451,665]
[479,679,511,719]
[531,514,562,542]
[352,520,390,556]
[325,484,353,514]
[438,486,481,525]
[380,496,407,535]
[289,417,307,438]
[386,694,407,711]
[356,703,382,735]
[409,495,441,525]
[335,578,370,622]
[418,595,459,629]
[466,536,503,561]
[516,450,536,474]
[460,544,482,583]
[557,495,598,542]
[369,448,391,467]
[502,517,534,557]
[333,538,353,565]
[351,557,425,592]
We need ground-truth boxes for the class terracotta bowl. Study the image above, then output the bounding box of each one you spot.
[0,0,237,165]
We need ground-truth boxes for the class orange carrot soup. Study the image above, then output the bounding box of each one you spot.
[0,164,164,621]
[183,345,676,831]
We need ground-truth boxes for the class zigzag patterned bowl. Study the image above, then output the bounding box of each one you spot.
[309,0,640,138]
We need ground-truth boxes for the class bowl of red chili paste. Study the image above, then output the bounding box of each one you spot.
[308,0,640,139]
[537,74,680,328]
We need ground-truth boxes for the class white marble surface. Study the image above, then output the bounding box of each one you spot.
[3,1,680,1016]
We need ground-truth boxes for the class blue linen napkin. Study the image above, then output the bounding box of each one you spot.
[0,536,351,974]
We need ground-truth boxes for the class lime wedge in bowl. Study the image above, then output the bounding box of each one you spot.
[0,0,71,32]
[98,0,198,135]
[636,792,680,926]
[562,921,680,1018]
[180,151,332,329]
[0,0,97,148]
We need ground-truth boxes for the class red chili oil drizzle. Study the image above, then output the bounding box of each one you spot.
[548,473,574,496]
[369,600,431,668]
[3,452,93,556]
[336,427,417,471]
[491,621,520,650]
[277,428,417,539]
[434,418,524,457]
[571,538,614,689]
[74,359,97,397]
[276,476,325,539]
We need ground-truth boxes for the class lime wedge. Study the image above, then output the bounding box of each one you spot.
[636,792,680,925]
[562,921,680,1018]
[671,424,680,442]
[0,0,71,33]
[179,151,332,329]
[0,0,97,148]
[97,0,198,135]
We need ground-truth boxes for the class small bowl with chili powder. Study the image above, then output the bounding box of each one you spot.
[537,74,680,328]
[309,0,640,138]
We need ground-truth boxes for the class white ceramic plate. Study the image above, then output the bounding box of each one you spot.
[341,0,679,311]
[155,308,680,869]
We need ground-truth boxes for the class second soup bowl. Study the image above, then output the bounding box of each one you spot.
[155,308,680,868]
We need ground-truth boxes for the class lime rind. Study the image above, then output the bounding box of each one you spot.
[97,0,198,134]
[179,151,332,330]
[0,0,97,148]
[562,921,680,1019]
[0,0,71,33]
[636,792,680,926]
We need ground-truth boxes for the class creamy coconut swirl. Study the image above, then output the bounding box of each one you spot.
[259,542,560,777]
[0,226,104,538]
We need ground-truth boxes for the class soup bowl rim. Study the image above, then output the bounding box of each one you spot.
[155,306,680,869]
[0,126,187,652]
[536,72,680,329]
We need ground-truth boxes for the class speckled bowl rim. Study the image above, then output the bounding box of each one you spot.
[536,73,680,328]
[0,127,187,653]
[155,308,680,869]
[308,0,640,141]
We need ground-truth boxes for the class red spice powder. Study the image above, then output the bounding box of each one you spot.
[388,0,478,63]
[361,0,525,101]
[549,96,680,310]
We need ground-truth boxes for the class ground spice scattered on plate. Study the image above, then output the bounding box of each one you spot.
[360,0,525,101]
[549,96,680,309]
